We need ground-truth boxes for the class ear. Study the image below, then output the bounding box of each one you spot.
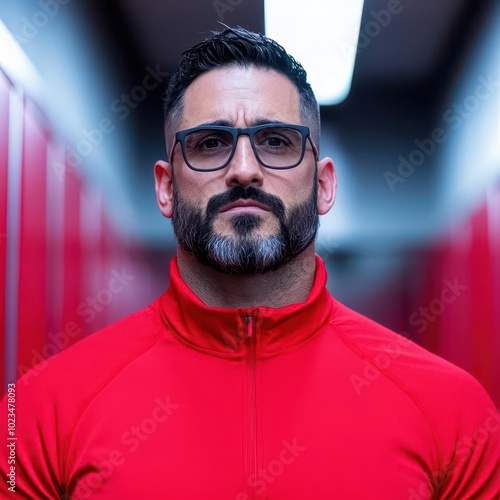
[154,160,174,219]
[316,157,336,215]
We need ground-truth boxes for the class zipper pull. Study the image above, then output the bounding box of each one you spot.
[246,315,253,339]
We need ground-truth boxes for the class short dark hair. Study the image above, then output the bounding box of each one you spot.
[163,26,320,157]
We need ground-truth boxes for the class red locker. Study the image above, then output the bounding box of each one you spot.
[62,162,84,343]
[16,100,49,379]
[0,70,10,391]
[470,203,495,394]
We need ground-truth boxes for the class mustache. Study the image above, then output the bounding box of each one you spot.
[205,186,286,220]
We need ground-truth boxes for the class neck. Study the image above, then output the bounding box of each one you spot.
[176,246,317,308]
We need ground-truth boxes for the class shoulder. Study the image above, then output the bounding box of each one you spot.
[327,298,500,492]
[328,298,497,425]
[0,298,171,496]
[15,298,166,398]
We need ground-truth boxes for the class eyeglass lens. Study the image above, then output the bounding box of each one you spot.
[183,126,304,169]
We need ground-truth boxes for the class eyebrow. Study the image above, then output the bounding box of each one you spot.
[195,118,288,128]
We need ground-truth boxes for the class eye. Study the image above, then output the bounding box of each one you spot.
[256,128,297,152]
[263,135,290,147]
[257,131,291,147]
[198,136,229,149]
[185,131,232,153]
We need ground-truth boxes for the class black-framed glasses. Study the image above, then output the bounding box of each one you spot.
[170,123,318,172]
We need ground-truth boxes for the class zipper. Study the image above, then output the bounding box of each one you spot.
[246,313,257,499]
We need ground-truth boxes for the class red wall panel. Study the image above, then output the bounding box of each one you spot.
[469,204,495,394]
[62,165,84,343]
[16,101,48,377]
[44,143,65,343]
[416,194,500,406]
[438,223,474,376]
[487,184,500,405]
[0,70,10,390]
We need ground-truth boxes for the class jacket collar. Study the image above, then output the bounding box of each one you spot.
[158,256,333,359]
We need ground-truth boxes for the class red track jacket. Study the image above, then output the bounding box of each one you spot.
[1,257,500,499]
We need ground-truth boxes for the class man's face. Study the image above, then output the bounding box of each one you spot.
[156,66,335,274]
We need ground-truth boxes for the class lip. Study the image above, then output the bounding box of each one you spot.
[219,200,271,214]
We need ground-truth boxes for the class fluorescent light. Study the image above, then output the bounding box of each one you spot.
[0,19,43,100]
[265,0,364,105]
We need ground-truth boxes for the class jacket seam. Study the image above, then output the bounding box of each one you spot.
[60,326,166,488]
[329,320,444,484]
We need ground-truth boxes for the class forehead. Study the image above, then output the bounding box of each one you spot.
[180,66,302,129]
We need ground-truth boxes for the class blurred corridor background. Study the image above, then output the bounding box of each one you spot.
[0,0,499,405]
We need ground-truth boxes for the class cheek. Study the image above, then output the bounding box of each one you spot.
[269,172,315,205]
[175,174,219,208]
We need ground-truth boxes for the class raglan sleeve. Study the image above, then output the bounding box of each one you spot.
[436,375,500,499]
[1,366,65,499]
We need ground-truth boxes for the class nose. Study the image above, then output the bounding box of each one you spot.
[224,134,264,188]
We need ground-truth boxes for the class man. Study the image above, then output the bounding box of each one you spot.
[1,27,499,499]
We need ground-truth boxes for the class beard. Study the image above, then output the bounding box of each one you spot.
[171,172,319,275]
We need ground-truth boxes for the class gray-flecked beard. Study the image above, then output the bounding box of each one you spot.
[171,173,319,275]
